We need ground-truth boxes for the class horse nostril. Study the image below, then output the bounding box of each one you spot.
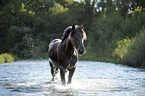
[78,49,84,54]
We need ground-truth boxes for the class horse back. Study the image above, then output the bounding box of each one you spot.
[48,39,61,60]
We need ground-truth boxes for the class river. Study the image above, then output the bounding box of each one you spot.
[0,60,145,96]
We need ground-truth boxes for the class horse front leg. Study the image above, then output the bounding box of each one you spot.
[60,65,66,85]
[67,67,76,84]
[49,61,58,81]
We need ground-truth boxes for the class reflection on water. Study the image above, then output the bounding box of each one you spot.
[0,60,145,96]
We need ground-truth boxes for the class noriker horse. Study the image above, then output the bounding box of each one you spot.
[48,24,87,85]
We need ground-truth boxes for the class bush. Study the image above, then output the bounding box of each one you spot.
[112,38,132,59]
[0,56,5,64]
[123,28,145,67]
[113,28,145,68]
[0,53,18,64]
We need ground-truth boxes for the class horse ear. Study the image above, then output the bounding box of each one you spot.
[71,24,75,37]
[81,25,84,29]
[72,24,75,30]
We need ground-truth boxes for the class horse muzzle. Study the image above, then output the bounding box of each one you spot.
[77,48,86,56]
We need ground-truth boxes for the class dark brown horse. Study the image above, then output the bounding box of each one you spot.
[48,24,87,85]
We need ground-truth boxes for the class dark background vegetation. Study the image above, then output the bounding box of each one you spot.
[0,0,145,68]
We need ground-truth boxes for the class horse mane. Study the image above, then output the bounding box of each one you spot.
[61,26,72,42]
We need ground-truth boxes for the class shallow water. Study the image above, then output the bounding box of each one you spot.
[0,60,145,96]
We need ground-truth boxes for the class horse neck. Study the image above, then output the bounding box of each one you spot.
[61,38,74,55]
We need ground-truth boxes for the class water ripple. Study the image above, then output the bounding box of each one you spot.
[0,60,145,96]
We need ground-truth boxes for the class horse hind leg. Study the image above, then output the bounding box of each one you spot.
[49,61,58,81]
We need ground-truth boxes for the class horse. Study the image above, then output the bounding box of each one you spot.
[48,24,87,85]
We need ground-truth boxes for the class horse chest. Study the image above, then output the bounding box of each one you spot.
[58,55,75,67]
[67,56,77,69]
[67,62,77,70]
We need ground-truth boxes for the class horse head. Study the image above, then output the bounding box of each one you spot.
[69,24,87,56]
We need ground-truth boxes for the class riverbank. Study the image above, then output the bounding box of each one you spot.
[1,52,144,69]
[36,52,145,69]
[0,53,18,64]
[79,53,145,69]
[79,55,118,65]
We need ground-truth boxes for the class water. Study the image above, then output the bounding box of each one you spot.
[0,60,145,96]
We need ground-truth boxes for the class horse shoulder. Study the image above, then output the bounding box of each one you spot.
[48,39,61,60]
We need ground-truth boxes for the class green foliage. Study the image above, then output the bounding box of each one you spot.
[123,28,145,67]
[87,6,145,68]
[112,38,132,59]
[88,12,123,57]
[0,53,18,64]
[1,0,145,68]
[9,26,41,58]
[120,11,145,38]
[0,56,5,64]
[113,28,145,68]
[49,2,68,16]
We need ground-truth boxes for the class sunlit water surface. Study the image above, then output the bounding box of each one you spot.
[0,60,145,96]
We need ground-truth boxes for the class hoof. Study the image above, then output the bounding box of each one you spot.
[62,83,66,86]
[51,78,54,81]
[67,81,71,84]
